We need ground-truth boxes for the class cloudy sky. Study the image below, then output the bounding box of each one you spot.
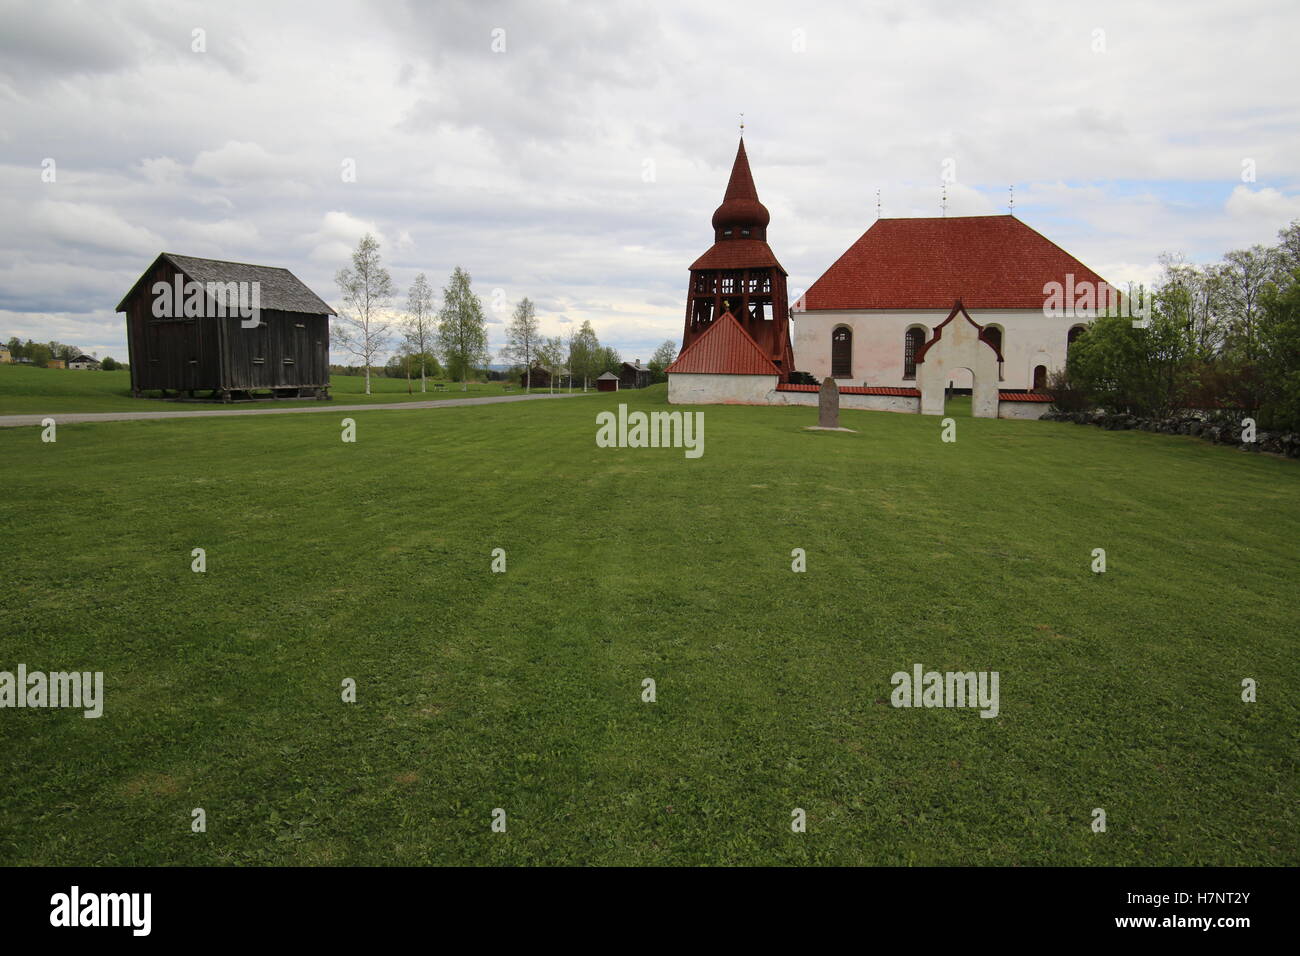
[2,0,1298,363]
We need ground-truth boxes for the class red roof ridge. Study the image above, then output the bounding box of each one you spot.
[666,311,780,376]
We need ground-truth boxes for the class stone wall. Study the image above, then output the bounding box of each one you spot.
[768,388,919,413]
[998,399,1053,420]
[1041,409,1300,457]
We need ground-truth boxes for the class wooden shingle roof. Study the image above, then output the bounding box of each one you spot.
[117,253,336,315]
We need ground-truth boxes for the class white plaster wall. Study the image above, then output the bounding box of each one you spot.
[767,389,919,414]
[668,372,778,405]
[916,314,1001,417]
[794,309,1085,389]
[997,401,1052,420]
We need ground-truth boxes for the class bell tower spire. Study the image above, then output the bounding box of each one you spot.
[680,133,795,381]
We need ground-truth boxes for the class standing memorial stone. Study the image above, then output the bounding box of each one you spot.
[818,377,840,429]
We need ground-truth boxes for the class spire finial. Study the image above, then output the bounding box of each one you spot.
[1009,184,1015,215]
[739,112,744,137]
[941,182,947,217]
[876,189,881,220]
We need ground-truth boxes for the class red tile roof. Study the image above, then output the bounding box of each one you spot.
[666,312,780,376]
[999,391,1054,402]
[803,215,1108,310]
[776,384,920,397]
[689,238,786,272]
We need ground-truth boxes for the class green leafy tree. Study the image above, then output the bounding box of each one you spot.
[568,320,600,390]
[437,266,489,391]
[647,339,677,382]
[1257,268,1300,430]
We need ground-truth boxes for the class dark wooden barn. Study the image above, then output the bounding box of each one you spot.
[118,253,335,401]
[619,360,651,389]
[521,363,553,388]
[596,371,620,392]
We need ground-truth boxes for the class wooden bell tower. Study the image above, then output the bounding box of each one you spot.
[681,134,795,380]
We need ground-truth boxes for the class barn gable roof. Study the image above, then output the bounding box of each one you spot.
[803,215,1108,311]
[665,311,780,376]
[117,253,337,316]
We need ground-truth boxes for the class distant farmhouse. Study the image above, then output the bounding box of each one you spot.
[0,345,10,363]
[118,253,335,401]
[68,354,100,370]
[619,360,651,389]
[521,363,553,388]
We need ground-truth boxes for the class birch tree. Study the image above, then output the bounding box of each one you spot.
[500,296,540,390]
[333,234,394,395]
[402,272,435,393]
[536,335,564,394]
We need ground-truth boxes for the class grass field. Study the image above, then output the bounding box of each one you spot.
[0,384,1296,865]
[0,364,544,414]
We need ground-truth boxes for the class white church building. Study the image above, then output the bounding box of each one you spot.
[794,214,1106,393]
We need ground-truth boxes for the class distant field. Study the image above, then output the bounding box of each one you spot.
[0,384,1295,865]
[0,364,553,414]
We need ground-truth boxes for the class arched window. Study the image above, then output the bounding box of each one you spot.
[1033,365,1047,390]
[1067,325,1086,356]
[903,327,925,379]
[831,327,852,378]
[983,324,1002,353]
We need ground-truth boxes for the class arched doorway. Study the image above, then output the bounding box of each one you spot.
[1033,364,1047,390]
[946,366,976,415]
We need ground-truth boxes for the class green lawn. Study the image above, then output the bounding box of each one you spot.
[0,385,1296,865]
[0,364,546,414]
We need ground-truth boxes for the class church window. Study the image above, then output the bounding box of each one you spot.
[1068,325,1085,354]
[761,276,771,293]
[721,276,735,294]
[1033,365,1047,390]
[723,228,733,237]
[831,327,852,378]
[741,228,751,237]
[903,327,925,379]
[983,324,1002,353]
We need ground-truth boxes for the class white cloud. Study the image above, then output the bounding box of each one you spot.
[1225,185,1300,224]
[192,140,300,185]
[31,200,163,256]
